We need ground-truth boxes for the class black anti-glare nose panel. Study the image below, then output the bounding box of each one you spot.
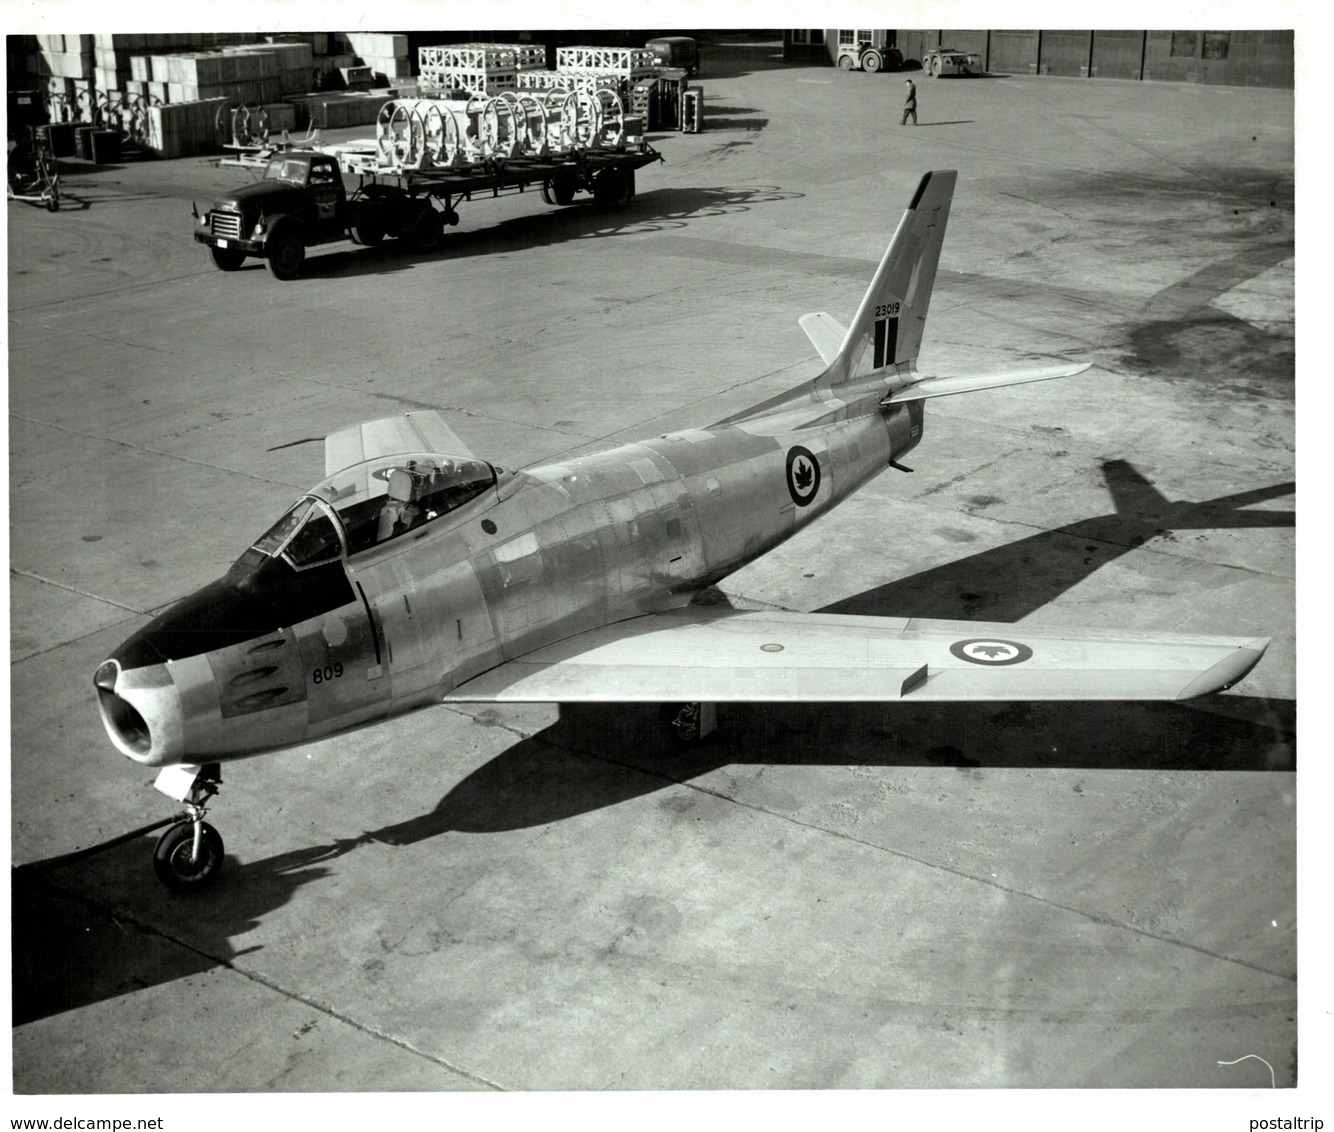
[110,560,354,670]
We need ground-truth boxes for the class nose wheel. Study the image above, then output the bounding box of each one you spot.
[151,763,225,892]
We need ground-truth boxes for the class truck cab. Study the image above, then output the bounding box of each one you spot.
[646,36,699,76]
[194,150,350,278]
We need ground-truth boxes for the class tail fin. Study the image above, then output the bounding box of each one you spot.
[825,169,957,386]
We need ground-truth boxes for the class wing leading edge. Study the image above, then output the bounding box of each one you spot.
[445,609,1268,704]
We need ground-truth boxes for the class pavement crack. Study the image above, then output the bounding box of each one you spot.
[25,878,509,1090]
[10,568,147,615]
[10,413,303,488]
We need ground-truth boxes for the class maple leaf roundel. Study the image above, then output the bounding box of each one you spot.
[786,445,821,508]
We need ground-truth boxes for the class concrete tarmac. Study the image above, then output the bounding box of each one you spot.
[9,34,1296,1107]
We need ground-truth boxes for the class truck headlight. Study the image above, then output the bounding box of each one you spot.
[252,217,266,237]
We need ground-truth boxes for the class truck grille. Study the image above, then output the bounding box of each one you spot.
[210,211,243,239]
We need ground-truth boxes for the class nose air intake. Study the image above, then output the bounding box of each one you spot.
[93,658,186,766]
[94,660,152,757]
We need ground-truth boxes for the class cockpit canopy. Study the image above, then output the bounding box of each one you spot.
[241,453,496,572]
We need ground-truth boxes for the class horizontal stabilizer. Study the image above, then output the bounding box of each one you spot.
[799,312,848,366]
[883,362,1092,403]
[325,410,475,476]
[445,609,1268,704]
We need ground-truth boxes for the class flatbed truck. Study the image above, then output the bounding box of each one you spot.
[193,142,662,279]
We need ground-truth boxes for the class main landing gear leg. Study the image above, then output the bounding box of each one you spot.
[151,763,225,892]
[668,702,718,743]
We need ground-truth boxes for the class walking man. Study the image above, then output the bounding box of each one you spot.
[901,78,917,125]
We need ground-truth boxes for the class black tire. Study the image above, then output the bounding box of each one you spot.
[593,167,634,210]
[550,172,577,205]
[265,222,305,280]
[349,220,386,246]
[406,206,443,251]
[863,50,883,73]
[837,54,855,71]
[153,821,224,892]
[209,245,246,271]
[540,180,555,205]
[663,702,708,744]
[46,195,59,212]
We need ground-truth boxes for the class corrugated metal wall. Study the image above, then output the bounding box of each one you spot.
[987,30,1041,75]
[1090,30,1145,80]
[1039,30,1092,77]
[785,29,1293,88]
[938,30,989,58]
[1143,29,1293,87]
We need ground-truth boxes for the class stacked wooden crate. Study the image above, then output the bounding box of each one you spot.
[417,44,517,95]
[340,32,413,86]
[517,70,622,95]
[550,45,657,105]
[25,35,95,116]
[556,45,656,80]
[144,97,229,158]
[287,91,393,129]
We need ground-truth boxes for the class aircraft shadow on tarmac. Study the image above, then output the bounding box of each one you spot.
[291,184,805,280]
[11,830,360,1027]
[11,463,1293,1027]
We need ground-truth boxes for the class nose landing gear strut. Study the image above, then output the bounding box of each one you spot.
[151,763,225,892]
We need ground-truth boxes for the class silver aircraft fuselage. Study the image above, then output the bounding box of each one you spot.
[96,391,924,768]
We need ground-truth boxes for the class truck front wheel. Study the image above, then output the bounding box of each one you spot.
[265,223,305,280]
[209,246,247,271]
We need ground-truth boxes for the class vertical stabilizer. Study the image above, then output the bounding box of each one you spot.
[828,170,956,386]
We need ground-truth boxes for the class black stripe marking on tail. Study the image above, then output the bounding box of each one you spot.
[874,317,899,369]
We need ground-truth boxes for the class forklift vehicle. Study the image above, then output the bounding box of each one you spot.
[922,47,984,76]
[836,39,904,73]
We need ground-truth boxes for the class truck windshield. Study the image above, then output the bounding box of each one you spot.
[264,156,310,185]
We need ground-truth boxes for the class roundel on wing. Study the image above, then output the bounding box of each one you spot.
[949,639,1034,666]
[786,445,821,507]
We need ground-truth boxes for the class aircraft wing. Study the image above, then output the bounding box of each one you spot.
[324,410,475,476]
[444,609,1268,704]
[799,312,849,366]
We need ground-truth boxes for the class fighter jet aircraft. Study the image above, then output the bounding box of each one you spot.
[93,170,1270,890]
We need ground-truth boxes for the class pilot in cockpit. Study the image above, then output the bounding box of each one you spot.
[376,467,423,542]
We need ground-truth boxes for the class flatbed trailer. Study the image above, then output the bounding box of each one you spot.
[194,141,663,279]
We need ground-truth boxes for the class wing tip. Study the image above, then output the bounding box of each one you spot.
[1176,638,1271,700]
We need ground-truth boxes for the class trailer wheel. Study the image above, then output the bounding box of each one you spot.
[930,56,943,77]
[349,220,386,246]
[863,49,883,73]
[406,206,443,251]
[209,246,247,271]
[593,168,634,210]
[265,222,305,280]
[550,173,577,206]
